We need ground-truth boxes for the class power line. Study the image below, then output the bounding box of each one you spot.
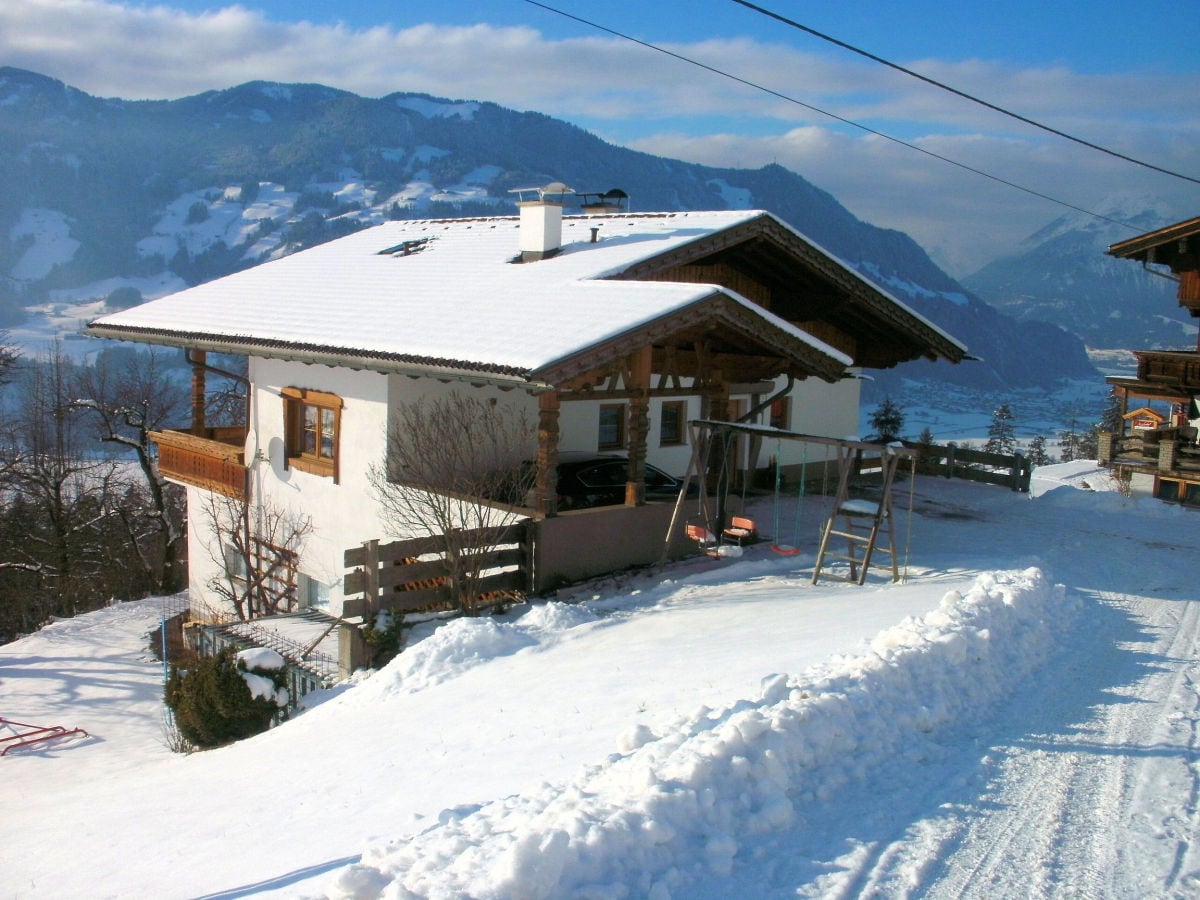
[731,0,1200,187]
[521,0,1141,231]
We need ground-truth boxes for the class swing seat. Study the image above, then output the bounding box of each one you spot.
[685,523,720,556]
[722,516,757,546]
[770,543,802,557]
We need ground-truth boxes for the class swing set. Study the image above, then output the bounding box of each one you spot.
[663,419,919,584]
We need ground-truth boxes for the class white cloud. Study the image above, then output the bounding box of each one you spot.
[2,0,1198,275]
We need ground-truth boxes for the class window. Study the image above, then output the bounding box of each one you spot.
[770,397,790,431]
[283,387,342,480]
[223,542,247,581]
[297,572,331,610]
[598,404,626,451]
[660,401,686,446]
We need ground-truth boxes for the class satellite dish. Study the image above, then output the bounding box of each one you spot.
[244,429,259,460]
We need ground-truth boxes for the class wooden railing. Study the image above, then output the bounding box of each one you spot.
[1098,430,1200,478]
[901,441,1032,492]
[343,522,531,618]
[151,427,248,499]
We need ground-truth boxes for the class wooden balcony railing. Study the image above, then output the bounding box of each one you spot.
[151,427,249,499]
[1098,429,1200,481]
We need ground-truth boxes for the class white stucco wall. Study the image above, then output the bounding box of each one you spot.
[246,358,393,615]
[556,373,861,478]
[183,358,862,619]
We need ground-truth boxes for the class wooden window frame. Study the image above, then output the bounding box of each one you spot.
[282,386,343,481]
[659,400,687,447]
[598,403,626,451]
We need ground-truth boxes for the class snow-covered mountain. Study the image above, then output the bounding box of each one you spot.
[0,66,1095,390]
[963,196,1197,351]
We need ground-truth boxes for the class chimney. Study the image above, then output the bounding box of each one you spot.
[510,182,572,261]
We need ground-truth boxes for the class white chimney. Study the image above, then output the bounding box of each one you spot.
[511,182,571,261]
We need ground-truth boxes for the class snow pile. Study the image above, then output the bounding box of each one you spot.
[332,567,1075,899]
[353,601,600,698]
[236,646,289,707]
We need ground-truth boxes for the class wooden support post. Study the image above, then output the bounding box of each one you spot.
[536,392,560,517]
[361,539,379,618]
[190,349,207,436]
[625,347,652,506]
[704,377,730,529]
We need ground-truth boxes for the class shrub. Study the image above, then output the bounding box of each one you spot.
[164,648,286,749]
[361,609,406,668]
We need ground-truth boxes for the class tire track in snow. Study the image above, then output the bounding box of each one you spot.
[869,591,1200,899]
[1124,598,1200,897]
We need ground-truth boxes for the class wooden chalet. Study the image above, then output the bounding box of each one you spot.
[1099,216,1200,504]
[86,198,968,628]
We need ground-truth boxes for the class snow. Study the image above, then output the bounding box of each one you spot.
[394,96,480,121]
[4,462,1200,898]
[238,646,286,672]
[8,207,80,281]
[89,210,862,379]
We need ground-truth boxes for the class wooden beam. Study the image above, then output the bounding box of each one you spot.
[625,347,652,506]
[536,392,560,517]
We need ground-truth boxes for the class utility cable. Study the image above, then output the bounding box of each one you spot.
[731,0,1200,187]
[523,0,1141,231]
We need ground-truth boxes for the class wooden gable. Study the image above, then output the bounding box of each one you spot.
[610,213,966,370]
[1109,217,1200,317]
[1124,406,1166,431]
[530,290,847,393]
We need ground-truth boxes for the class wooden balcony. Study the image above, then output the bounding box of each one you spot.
[151,427,248,499]
[1098,428,1200,491]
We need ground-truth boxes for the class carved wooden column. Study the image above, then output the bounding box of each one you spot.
[189,349,207,436]
[535,391,561,517]
[625,347,652,506]
[703,373,730,526]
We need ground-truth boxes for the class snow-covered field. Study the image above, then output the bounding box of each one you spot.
[4,462,1200,898]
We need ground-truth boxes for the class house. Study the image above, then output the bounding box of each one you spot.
[86,192,967,633]
[1099,215,1200,505]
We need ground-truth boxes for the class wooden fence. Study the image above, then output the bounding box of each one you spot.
[900,441,1032,492]
[343,522,531,618]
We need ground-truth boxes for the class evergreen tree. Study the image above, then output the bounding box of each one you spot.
[984,403,1017,455]
[1100,389,1124,435]
[165,648,284,749]
[1027,434,1052,466]
[867,397,905,442]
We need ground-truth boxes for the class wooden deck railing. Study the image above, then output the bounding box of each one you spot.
[343,522,531,618]
[151,427,248,499]
[900,441,1032,492]
[1098,430,1200,480]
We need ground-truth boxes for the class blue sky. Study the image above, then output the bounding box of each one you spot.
[3,0,1198,273]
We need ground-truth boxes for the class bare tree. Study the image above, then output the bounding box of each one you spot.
[73,346,188,595]
[369,391,535,613]
[199,490,312,622]
[0,345,123,618]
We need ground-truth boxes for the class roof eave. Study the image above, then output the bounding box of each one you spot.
[83,324,547,391]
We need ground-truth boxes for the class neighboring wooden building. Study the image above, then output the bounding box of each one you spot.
[87,197,967,625]
[1100,216,1200,504]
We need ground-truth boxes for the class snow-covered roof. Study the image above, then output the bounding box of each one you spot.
[86,209,935,385]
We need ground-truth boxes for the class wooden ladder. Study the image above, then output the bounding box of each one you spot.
[812,444,902,585]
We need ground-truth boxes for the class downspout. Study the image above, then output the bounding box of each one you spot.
[741,374,794,423]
